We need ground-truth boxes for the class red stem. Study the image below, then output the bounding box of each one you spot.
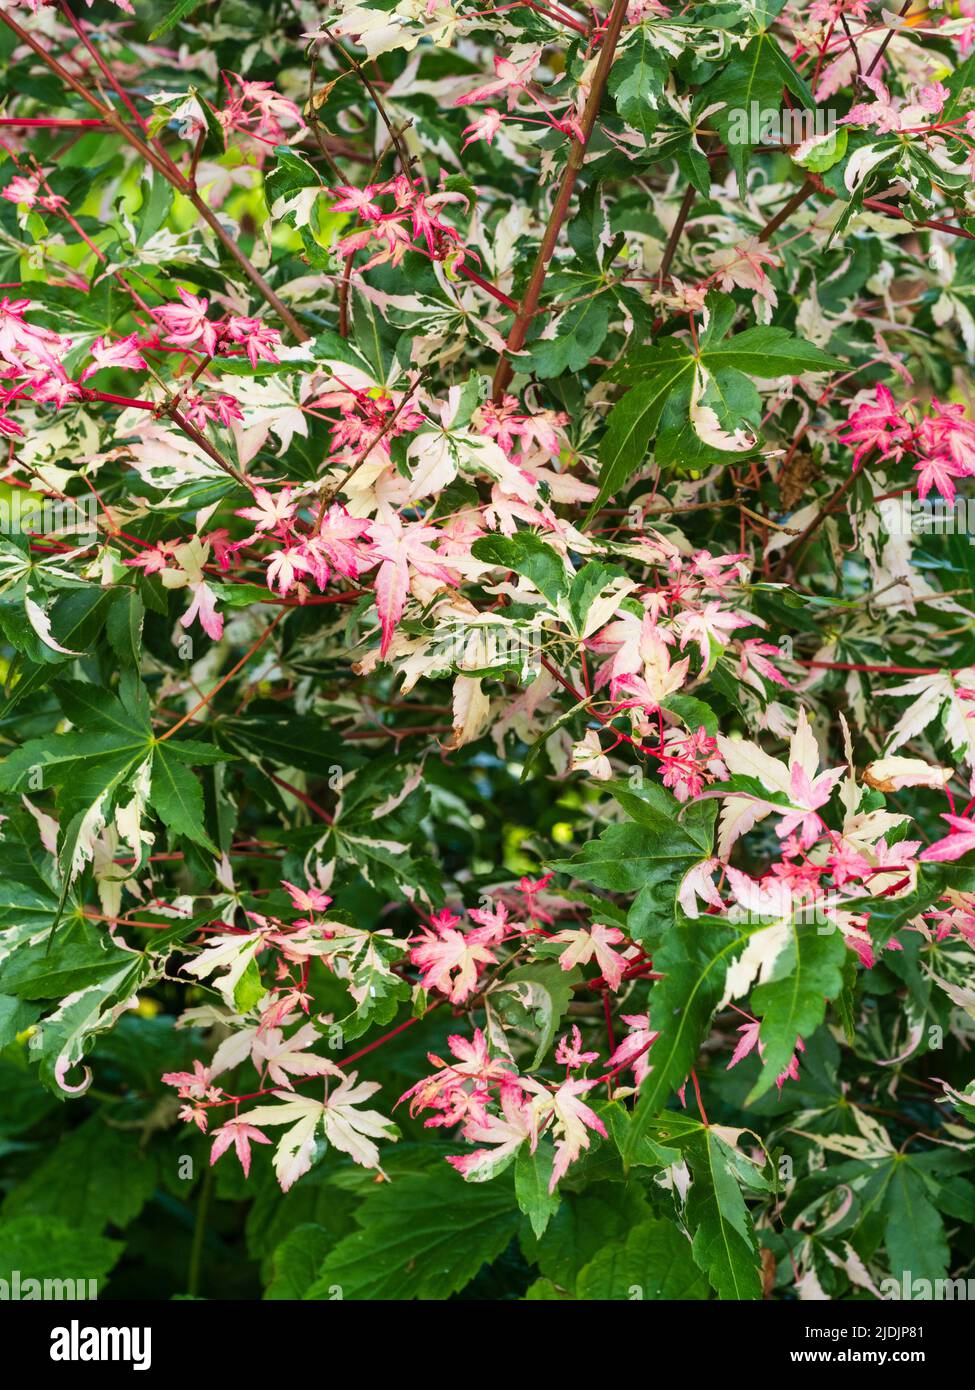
[798,660,959,675]
[690,1068,710,1126]
[0,117,105,127]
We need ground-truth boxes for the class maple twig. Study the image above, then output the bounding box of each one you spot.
[491,0,631,400]
[758,177,817,244]
[166,403,251,490]
[158,612,284,742]
[0,7,309,343]
[318,21,413,179]
[0,116,105,127]
[865,0,913,77]
[657,184,696,286]
[57,0,145,129]
[316,374,424,523]
[796,660,958,675]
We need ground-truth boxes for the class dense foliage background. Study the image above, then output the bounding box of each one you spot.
[1,0,975,1303]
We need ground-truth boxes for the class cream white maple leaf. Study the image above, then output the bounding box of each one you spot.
[406,387,509,500]
[251,1021,341,1089]
[319,1072,400,1168]
[862,755,952,791]
[549,922,628,990]
[677,857,725,918]
[715,706,844,853]
[535,1077,608,1190]
[239,1072,398,1191]
[182,930,263,1008]
[881,668,975,770]
[230,1094,320,1192]
[445,674,491,750]
[571,728,613,781]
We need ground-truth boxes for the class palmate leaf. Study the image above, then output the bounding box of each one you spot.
[0,917,135,1000]
[0,1215,122,1288]
[28,951,164,1096]
[321,928,411,1042]
[588,349,693,516]
[576,1217,710,1300]
[150,744,216,851]
[631,1113,765,1299]
[827,1150,954,1290]
[864,857,975,946]
[798,1146,959,1292]
[521,293,612,378]
[882,1162,950,1289]
[684,1127,765,1300]
[220,709,355,777]
[1,1115,157,1231]
[654,363,763,469]
[699,32,812,192]
[622,915,747,1164]
[0,675,225,935]
[591,326,843,510]
[520,1182,651,1289]
[749,920,847,1101]
[264,1224,335,1300]
[551,781,716,944]
[330,825,442,906]
[307,1167,521,1300]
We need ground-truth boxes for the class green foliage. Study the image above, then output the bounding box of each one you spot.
[0,0,973,1312]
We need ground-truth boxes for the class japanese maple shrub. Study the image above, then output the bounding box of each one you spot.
[0,0,974,1303]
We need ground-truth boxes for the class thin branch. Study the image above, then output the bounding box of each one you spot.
[865,0,913,77]
[57,0,145,129]
[491,0,631,400]
[315,375,424,524]
[658,184,696,286]
[758,177,817,243]
[0,7,309,343]
[317,22,413,179]
[158,612,284,742]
